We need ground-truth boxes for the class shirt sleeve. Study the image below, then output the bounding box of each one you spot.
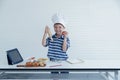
[44,37,50,47]
[67,37,70,49]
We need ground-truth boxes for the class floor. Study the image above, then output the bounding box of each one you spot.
[0,73,107,80]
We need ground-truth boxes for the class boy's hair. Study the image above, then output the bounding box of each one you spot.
[54,23,65,28]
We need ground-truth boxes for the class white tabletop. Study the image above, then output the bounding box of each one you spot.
[0,60,120,70]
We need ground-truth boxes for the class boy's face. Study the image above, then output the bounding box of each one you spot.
[54,23,65,35]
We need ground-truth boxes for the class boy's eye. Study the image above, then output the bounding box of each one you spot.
[59,26,61,28]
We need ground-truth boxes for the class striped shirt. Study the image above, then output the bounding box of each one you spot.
[45,34,70,60]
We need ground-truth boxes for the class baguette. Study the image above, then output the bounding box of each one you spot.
[47,27,53,41]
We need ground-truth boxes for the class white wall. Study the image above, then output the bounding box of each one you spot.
[0,0,120,64]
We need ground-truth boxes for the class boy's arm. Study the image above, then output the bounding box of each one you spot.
[62,31,69,52]
[62,37,68,52]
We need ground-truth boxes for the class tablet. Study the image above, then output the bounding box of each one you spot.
[6,48,23,65]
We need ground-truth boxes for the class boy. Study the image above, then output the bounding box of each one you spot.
[42,13,70,73]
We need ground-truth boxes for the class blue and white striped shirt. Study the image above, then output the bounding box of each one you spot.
[45,34,70,60]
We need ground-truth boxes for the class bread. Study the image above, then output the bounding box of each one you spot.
[62,31,68,35]
[17,58,47,67]
[26,62,33,67]
[25,61,46,67]
[47,28,53,41]
[38,58,48,62]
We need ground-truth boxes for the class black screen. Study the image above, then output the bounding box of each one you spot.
[7,48,23,65]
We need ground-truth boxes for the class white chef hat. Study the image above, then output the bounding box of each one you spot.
[52,13,66,27]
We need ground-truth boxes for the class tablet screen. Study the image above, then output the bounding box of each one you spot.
[7,48,23,65]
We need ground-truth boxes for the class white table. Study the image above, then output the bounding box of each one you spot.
[0,60,120,80]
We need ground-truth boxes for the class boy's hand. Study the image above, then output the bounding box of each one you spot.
[62,31,68,38]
